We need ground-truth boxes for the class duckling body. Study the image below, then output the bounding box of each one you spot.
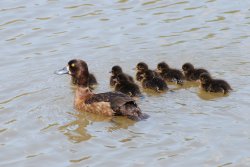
[110,66,134,87]
[199,73,232,94]
[182,63,209,81]
[157,62,184,85]
[56,59,148,121]
[115,73,141,97]
[136,62,158,82]
[142,70,168,92]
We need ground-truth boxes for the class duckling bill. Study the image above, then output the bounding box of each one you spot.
[55,59,149,121]
[199,73,232,94]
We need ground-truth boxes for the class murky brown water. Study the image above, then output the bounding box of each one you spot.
[1,0,250,166]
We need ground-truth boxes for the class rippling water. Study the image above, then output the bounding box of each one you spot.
[1,0,250,166]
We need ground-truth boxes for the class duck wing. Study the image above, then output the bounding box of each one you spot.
[85,92,148,121]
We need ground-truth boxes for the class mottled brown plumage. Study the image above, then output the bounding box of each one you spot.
[135,62,158,82]
[56,59,149,121]
[114,73,141,97]
[156,62,184,85]
[182,63,209,81]
[199,73,232,94]
[109,65,134,87]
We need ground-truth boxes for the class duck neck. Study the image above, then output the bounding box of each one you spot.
[72,66,90,87]
[74,86,93,108]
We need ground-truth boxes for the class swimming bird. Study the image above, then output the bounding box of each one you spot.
[135,62,158,82]
[114,73,141,97]
[199,73,232,94]
[182,63,209,81]
[156,62,184,85]
[110,65,134,87]
[55,59,149,121]
[141,70,168,92]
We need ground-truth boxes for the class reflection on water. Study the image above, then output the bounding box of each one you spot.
[59,111,136,143]
[197,89,229,101]
[1,0,250,166]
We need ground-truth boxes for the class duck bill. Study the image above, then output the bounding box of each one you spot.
[54,66,69,75]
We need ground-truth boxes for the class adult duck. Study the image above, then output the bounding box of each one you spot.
[55,59,149,121]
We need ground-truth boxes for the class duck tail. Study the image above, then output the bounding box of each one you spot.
[127,113,149,121]
[121,102,149,121]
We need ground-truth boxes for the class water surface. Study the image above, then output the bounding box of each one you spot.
[1,0,250,166]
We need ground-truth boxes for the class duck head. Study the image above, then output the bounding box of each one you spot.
[182,63,194,74]
[156,62,169,73]
[110,66,122,76]
[199,72,212,84]
[55,59,90,87]
[136,62,148,72]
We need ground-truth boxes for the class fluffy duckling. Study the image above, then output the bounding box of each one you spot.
[55,59,149,121]
[142,70,168,92]
[156,62,184,85]
[114,73,141,97]
[199,73,232,94]
[56,65,98,88]
[182,63,209,81]
[110,65,134,87]
[136,62,158,81]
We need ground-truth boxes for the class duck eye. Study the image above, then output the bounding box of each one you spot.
[71,63,75,67]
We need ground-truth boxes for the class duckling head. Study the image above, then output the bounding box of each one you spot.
[116,73,129,84]
[136,62,148,72]
[157,62,169,72]
[143,70,154,80]
[182,63,194,73]
[55,59,90,87]
[110,66,123,76]
[199,72,212,84]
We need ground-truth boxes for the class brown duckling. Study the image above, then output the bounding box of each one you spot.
[182,63,209,81]
[55,59,149,121]
[156,62,184,85]
[136,62,158,82]
[199,73,232,94]
[114,73,141,97]
[142,70,168,92]
[110,65,134,87]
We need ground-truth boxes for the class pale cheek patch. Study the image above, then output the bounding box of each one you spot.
[67,66,71,75]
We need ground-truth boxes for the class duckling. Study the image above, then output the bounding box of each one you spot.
[182,63,209,81]
[114,73,141,97]
[142,70,168,92]
[55,59,149,121]
[110,65,134,87]
[56,65,98,88]
[136,62,158,81]
[199,73,232,94]
[156,62,184,85]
